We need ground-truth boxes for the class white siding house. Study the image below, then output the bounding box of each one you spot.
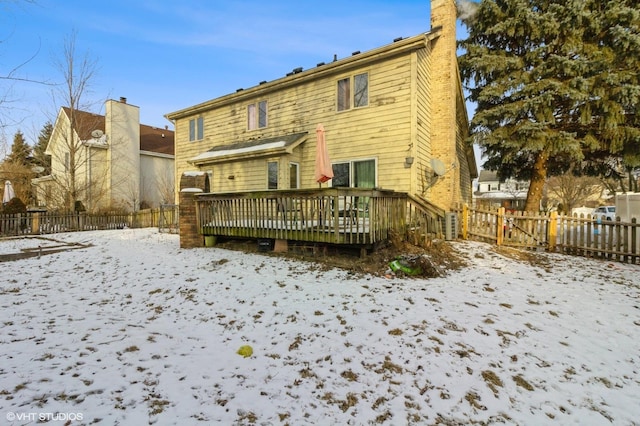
[32,98,175,212]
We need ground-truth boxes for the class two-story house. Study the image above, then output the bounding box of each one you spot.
[166,0,477,214]
[474,170,529,211]
[32,98,175,212]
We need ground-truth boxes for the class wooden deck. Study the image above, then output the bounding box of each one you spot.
[196,188,443,249]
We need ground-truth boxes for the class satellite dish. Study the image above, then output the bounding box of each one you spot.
[91,129,104,138]
[431,158,447,176]
[32,166,45,173]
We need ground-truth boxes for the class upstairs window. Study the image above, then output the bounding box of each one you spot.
[337,73,368,111]
[248,100,268,130]
[189,117,204,141]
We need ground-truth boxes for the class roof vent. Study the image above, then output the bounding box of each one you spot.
[352,51,360,56]
[333,54,338,62]
[292,67,303,74]
[393,36,403,42]
[259,80,267,85]
[236,88,243,92]
[317,62,325,67]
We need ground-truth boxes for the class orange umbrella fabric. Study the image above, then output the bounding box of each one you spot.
[314,124,334,184]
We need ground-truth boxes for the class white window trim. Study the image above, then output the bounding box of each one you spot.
[248,100,268,130]
[289,161,300,189]
[336,72,369,112]
[189,117,204,141]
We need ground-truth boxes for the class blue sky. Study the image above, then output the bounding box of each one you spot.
[1,0,476,159]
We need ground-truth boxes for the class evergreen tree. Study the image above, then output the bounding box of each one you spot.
[6,130,31,165]
[33,121,53,175]
[459,0,640,211]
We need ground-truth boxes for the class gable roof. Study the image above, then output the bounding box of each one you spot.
[61,107,174,156]
[62,107,105,141]
[478,170,499,183]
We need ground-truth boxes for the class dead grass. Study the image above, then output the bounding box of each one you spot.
[481,370,503,396]
[513,375,535,391]
[465,391,487,411]
[218,237,466,278]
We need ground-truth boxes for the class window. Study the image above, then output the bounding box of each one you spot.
[354,73,368,107]
[337,73,368,111]
[267,161,278,189]
[289,162,299,189]
[248,100,268,130]
[337,78,350,111]
[330,159,376,188]
[189,117,204,141]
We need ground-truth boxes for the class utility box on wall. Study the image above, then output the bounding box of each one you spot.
[444,212,458,241]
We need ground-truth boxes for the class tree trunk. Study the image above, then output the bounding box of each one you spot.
[524,150,548,212]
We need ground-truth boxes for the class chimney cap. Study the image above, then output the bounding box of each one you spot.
[119,97,127,103]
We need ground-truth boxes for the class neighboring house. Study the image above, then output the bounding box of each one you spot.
[474,170,529,211]
[32,98,175,212]
[166,0,477,212]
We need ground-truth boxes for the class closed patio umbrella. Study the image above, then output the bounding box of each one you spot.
[314,124,334,184]
[314,124,334,227]
[3,181,15,205]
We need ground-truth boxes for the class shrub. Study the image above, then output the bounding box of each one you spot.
[2,197,27,214]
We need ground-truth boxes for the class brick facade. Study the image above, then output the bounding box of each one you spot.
[178,172,209,248]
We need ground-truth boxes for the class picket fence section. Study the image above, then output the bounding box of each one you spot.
[0,205,179,237]
[456,205,639,264]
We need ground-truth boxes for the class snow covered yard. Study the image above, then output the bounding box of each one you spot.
[1,229,639,425]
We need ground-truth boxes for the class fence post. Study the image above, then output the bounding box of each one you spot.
[496,207,505,246]
[548,211,557,252]
[461,203,469,240]
[31,212,40,235]
[632,218,638,264]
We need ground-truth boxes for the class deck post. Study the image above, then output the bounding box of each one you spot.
[179,172,209,248]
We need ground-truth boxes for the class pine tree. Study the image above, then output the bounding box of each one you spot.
[6,130,31,165]
[33,121,53,175]
[459,0,640,211]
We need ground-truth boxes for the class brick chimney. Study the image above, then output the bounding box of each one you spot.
[430,0,461,209]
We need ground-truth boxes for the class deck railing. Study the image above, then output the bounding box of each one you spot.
[196,188,443,248]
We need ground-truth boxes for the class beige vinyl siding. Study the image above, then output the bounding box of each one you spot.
[415,45,433,198]
[175,53,417,193]
[206,158,269,192]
